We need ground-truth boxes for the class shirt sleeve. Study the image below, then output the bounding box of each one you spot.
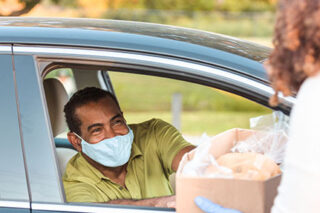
[153,119,193,175]
[64,181,105,203]
[271,75,320,213]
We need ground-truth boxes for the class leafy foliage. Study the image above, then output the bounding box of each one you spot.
[0,0,40,16]
[0,0,277,16]
[143,0,215,11]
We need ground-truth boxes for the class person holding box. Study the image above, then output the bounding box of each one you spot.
[196,0,320,212]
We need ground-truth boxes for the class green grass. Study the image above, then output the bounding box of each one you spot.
[109,72,271,113]
[110,71,273,135]
[173,12,274,38]
[125,111,270,135]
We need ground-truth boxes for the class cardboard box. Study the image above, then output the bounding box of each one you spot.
[176,128,281,213]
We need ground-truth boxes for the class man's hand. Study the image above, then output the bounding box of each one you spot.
[107,195,176,208]
[153,195,176,208]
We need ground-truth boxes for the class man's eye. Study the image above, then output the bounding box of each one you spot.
[114,120,124,125]
[92,128,102,133]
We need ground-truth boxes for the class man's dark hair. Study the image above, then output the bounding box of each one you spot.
[64,87,120,135]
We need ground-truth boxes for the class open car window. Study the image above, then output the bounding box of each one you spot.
[42,64,272,209]
[108,71,272,145]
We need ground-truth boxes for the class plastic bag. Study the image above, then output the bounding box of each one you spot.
[181,133,233,178]
[231,111,289,164]
[180,111,289,178]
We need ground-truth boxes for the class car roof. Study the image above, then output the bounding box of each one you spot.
[0,17,271,82]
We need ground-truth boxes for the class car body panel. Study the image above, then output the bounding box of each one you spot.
[0,53,30,202]
[13,55,64,203]
[0,18,270,82]
[0,207,29,213]
[32,202,174,213]
[0,200,30,213]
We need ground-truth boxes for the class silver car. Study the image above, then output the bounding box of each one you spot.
[0,17,293,213]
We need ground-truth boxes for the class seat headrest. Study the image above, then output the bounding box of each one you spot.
[44,78,69,137]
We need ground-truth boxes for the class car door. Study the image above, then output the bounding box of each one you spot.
[0,45,30,212]
[12,44,294,213]
[13,47,172,213]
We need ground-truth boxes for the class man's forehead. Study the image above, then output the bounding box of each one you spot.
[76,97,120,120]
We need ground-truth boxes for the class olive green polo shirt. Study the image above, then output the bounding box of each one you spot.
[63,118,192,202]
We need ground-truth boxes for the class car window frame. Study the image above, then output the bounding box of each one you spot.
[31,45,294,114]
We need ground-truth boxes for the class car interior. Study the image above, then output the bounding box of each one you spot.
[42,64,271,205]
[43,78,77,176]
[43,72,179,199]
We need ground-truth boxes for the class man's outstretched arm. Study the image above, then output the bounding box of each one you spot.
[106,195,176,208]
[171,145,196,172]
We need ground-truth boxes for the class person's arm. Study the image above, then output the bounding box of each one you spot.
[64,182,104,203]
[106,195,175,208]
[154,119,195,174]
[66,182,176,207]
[171,145,195,172]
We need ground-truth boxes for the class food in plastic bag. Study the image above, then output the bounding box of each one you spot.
[216,152,281,180]
[182,132,234,178]
[180,111,288,179]
[231,111,289,164]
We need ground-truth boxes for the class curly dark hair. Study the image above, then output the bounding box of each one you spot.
[265,0,320,106]
[64,87,120,135]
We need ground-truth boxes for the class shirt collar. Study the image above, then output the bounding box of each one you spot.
[79,140,143,182]
[78,152,106,181]
[129,139,143,161]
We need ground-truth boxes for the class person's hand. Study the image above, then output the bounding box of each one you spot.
[194,196,241,213]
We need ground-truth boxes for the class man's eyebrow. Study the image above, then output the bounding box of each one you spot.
[87,123,103,132]
[110,114,122,122]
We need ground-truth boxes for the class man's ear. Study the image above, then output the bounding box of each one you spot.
[67,132,82,152]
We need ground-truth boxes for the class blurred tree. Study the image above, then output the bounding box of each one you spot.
[142,0,276,11]
[51,0,77,7]
[0,0,41,16]
[215,0,277,11]
[75,0,141,17]
[76,0,108,17]
[0,0,277,16]
[143,0,214,11]
[0,0,141,16]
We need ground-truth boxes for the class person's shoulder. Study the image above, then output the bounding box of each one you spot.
[290,72,320,126]
[63,152,82,178]
[63,153,95,183]
[298,72,320,96]
[295,72,320,106]
[129,118,169,130]
[65,152,81,169]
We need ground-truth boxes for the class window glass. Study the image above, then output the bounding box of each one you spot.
[45,68,77,97]
[45,68,103,140]
[108,71,272,144]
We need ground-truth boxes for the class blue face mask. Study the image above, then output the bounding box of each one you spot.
[75,127,134,167]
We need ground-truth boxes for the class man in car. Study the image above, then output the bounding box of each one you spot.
[63,87,195,207]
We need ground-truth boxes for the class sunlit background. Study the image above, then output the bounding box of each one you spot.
[0,0,276,45]
[1,0,276,141]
